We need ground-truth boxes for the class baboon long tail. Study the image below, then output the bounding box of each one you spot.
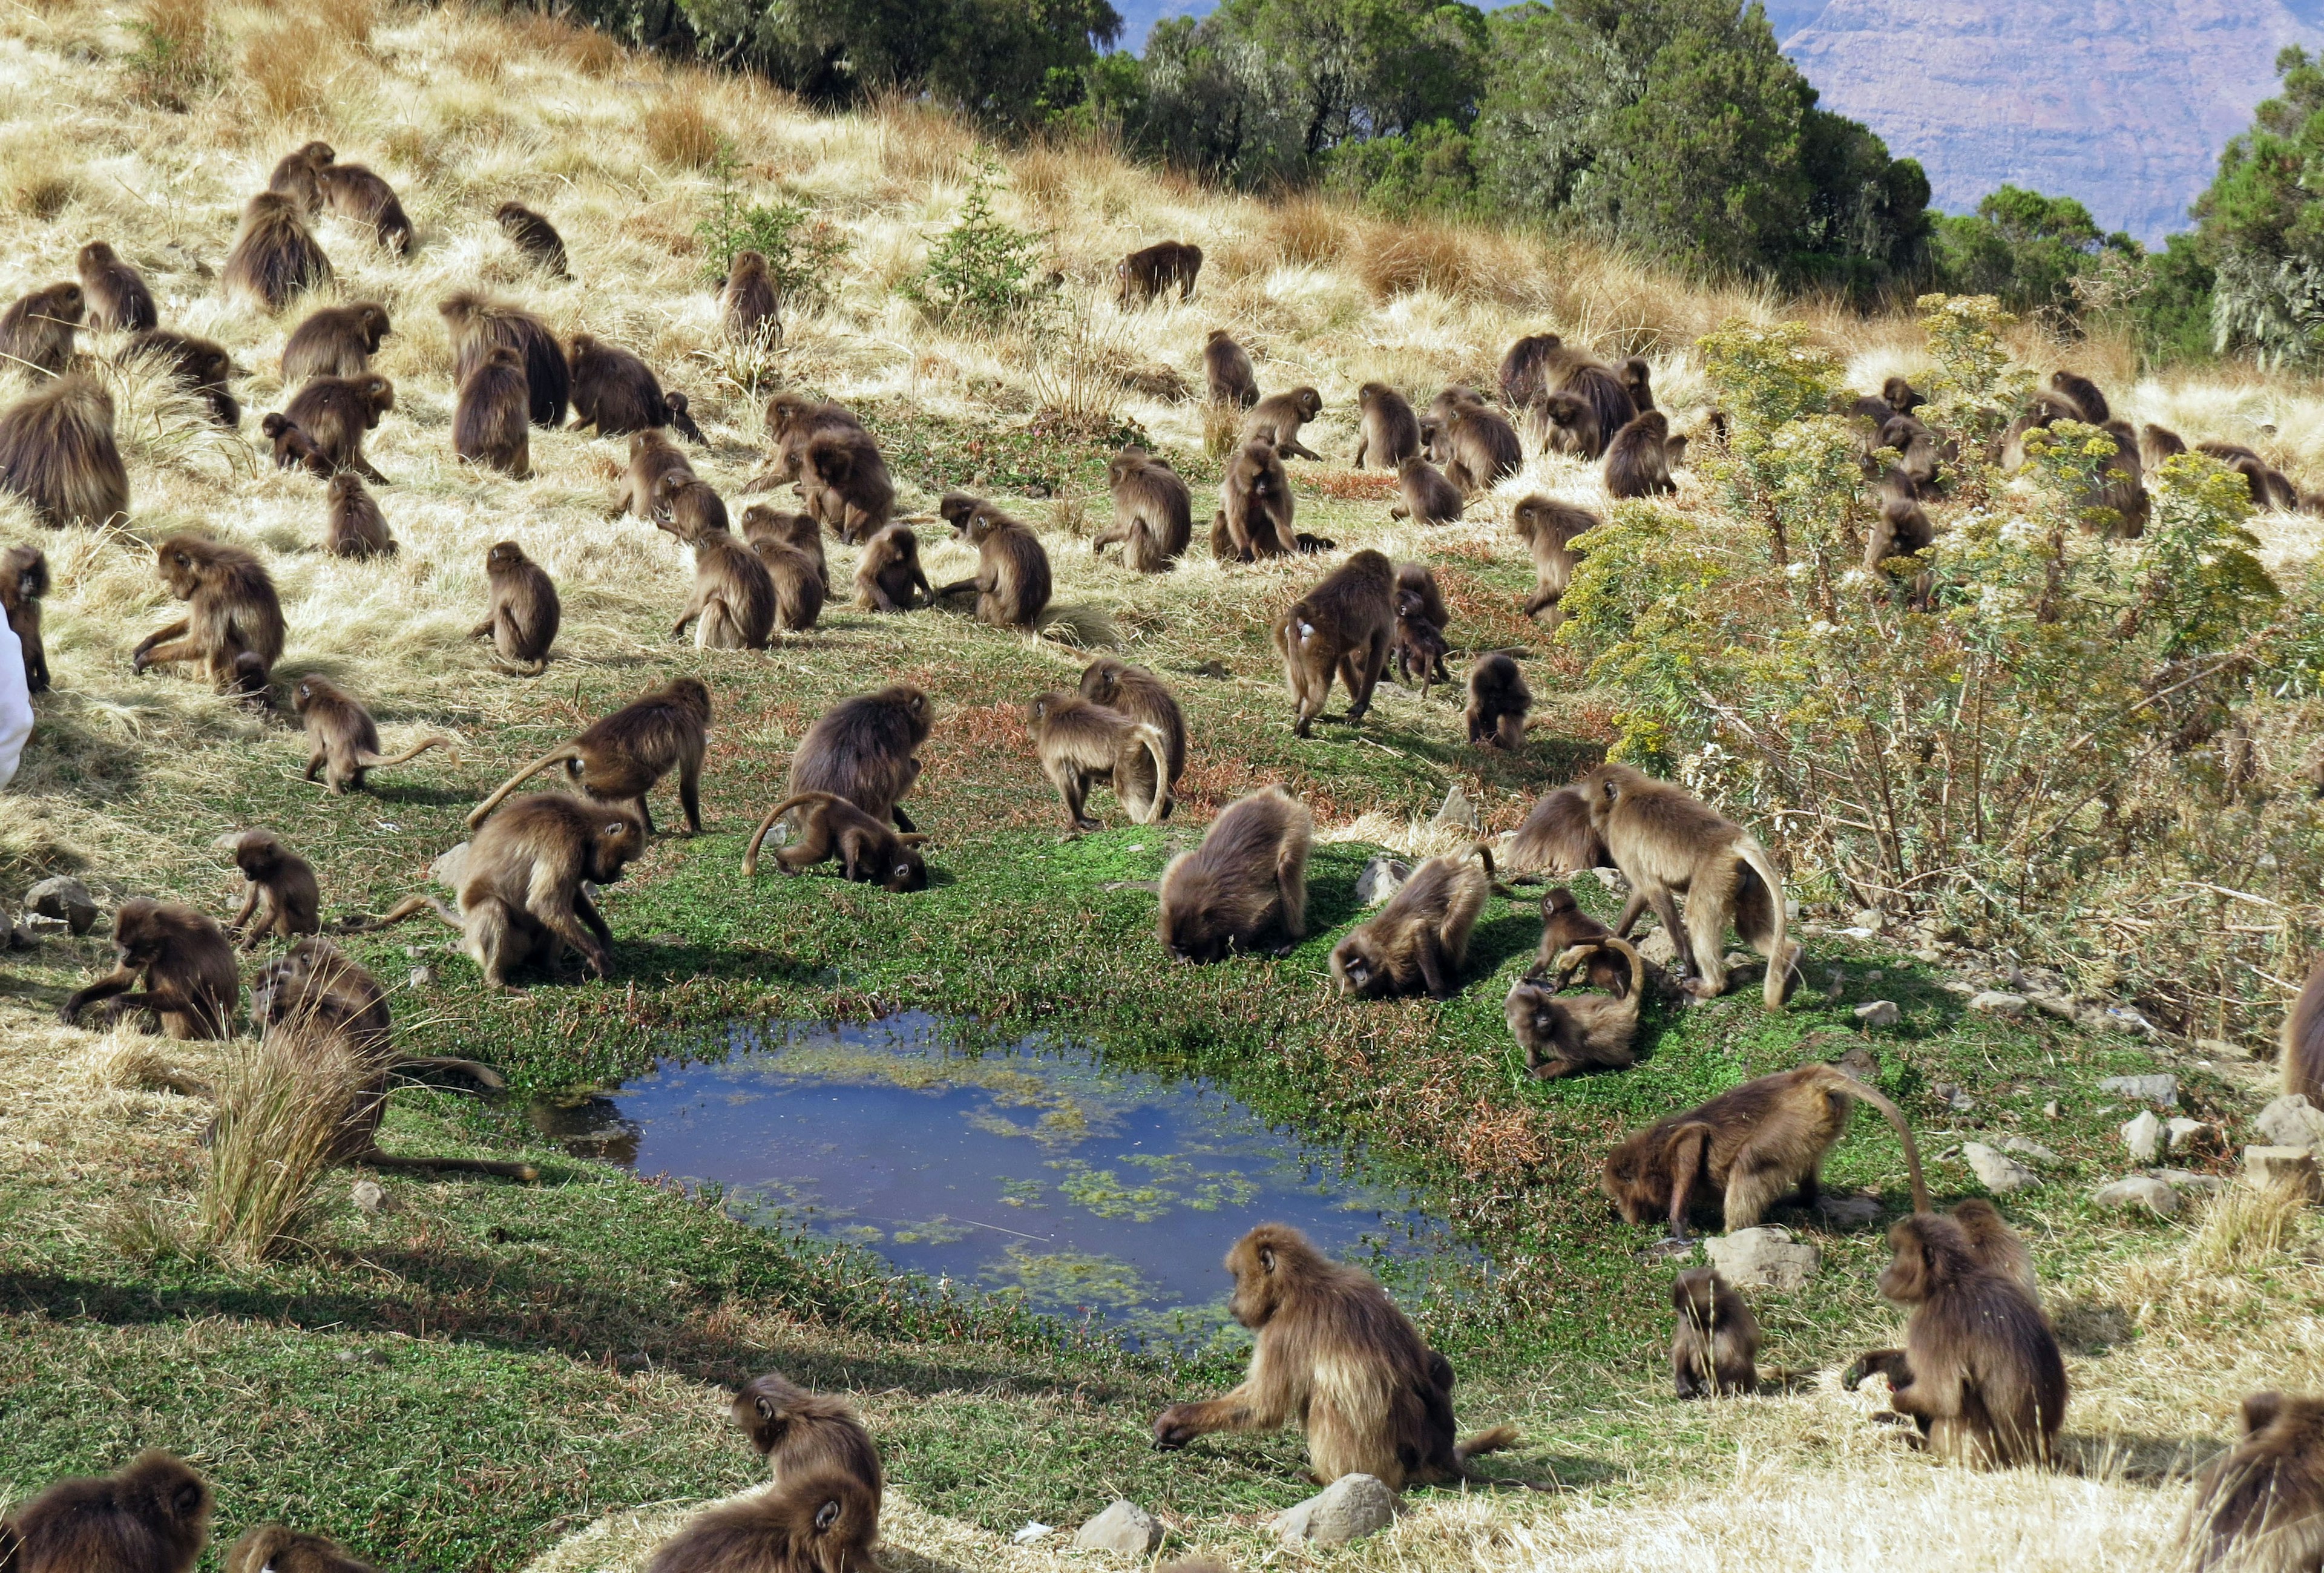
[1606,934,1644,1001]
[358,735,459,770]
[388,1055,507,1095]
[335,893,463,933]
[1456,1425,1521,1463]
[1123,725,1172,826]
[1735,835,1793,1010]
[466,744,583,828]
[1472,839,1526,898]
[742,792,835,876]
[361,1150,539,1182]
[1823,1064,1931,1215]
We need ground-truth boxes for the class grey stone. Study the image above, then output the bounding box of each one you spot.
[1934,1083,1975,1112]
[2032,994,2079,1021]
[2122,1110,2164,1164]
[1999,1136,2061,1166]
[1433,784,1480,833]
[1968,991,2027,1016]
[2156,1169,2225,1195]
[1072,1500,1162,1557]
[429,842,470,890]
[25,875,99,934]
[1705,1226,1820,1290]
[1636,927,1681,969]
[409,967,436,989]
[350,1179,388,1215]
[1277,1474,1396,1546]
[1911,948,1945,964]
[2165,1117,2207,1154]
[2042,1101,2061,1119]
[1816,1192,1883,1226]
[1853,1000,1900,1028]
[2092,1175,2181,1216]
[1851,907,1884,931]
[2256,1095,2324,1155]
[1592,867,1624,892]
[1354,856,1410,907]
[2244,1146,2322,1198]
[2099,1074,2179,1107]
[1963,1142,2040,1193]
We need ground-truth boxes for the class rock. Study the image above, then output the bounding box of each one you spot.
[1963,1142,2040,1193]
[1911,948,1945,964]
[1967,991,2027,1016]
[2197,1037,2253,1061]
[2122,1110,2164,1163]
[1705,1226,1820,1290]
[1832,1045,1881,1083]
[2099,1074,2179,1107]
[1853,1000,1900,1028]
[429,842,470,890]
[2107,1007,2159,1037]
[2093,1175,2181,1216]
[2244,1146,2322,1198]
[2165,1117,2207,1154]
[1816,1192,1883,1226]
[2032,994,2079,1021]
[1072,1501,1162,1557]
[1636,927,1681,969]
[1998,1136,2061,1165]
[1933,1083,1975,1112]
[1433,784,1480,833]
[1592,867,1624,892]
[1865,969,1884,982]
[19,913,67,938]
[1354,856,1410,907]
[409,967,435,989]
[2041,1100,2061,1119]
[2156,1168,2225,1195]
[350,1179,387,1215]
[1011,1525,1054,1546]
[24,875,99,934]
[2256,1095,2324,1154]
[1277,1474,1396,1546]
[1851,907,1883,931]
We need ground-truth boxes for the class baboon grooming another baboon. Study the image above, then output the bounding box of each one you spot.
[219,828,320,950]
[741,791,928,891]
[936,498,1051,629]
[1242,388,1324,461]
[223,193,332,312]
[282,373,395,484]
[455,344,533,477]
[225,1526,381,1573]
[1274,549,1395,737]
[1096,448,1193,571]
[2183,1391,2324,1571]
[469,677,711,836]
[1350,383,1420,469]
[1215,438,1296,560]
[324,473,395,558]
[263,413,330,477]
[317,161,413,254]
[1152,1223,1516,1488]
[1118,240,1203,303]
[568,333,698,440]
[267,140,335,212]
[0,1451,211,1573]
[0,283,85,376]
[130,328,242,427]
[1330,849,1491,999]
[77,241,157,332]
[1203,329,1258,409]
[1391,455,1463,524]
[283,302,393,382]
[1468,652,1529,749]
[471,540,559,668]
[133,534,284,695]
[496,202,569,277]
[0,373,129,525]
[732,1373,885,1505]
[787,685,932,832]
[1027,690,1172,831]
[1,542,48,692]
[721,250,781,343]
[748,393,865,491]
[1511,494,1594,621]
[1078,658,1186,798]
[59,899,238,1038]
[853,523,931,613]
[1671,1267,1758,1398]
[1157,786,1310,963]
[293,673,454,793]
[441,291,569,427]
[1505,935,1643,1080]
[611,429,694,519]
[642,1471,878,1573]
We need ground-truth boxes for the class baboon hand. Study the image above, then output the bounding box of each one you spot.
[1152,1407,1201,1449]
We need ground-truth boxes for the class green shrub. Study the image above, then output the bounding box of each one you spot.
[693,144,849,304]
[898,159,1049,329]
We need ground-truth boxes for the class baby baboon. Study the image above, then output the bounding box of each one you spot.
[1390,455,1463,524]
[268,140,336,212]
[1157,786,1310,962]
[1442,402,1522,494]
[1275,549,1395,737]
[293,672,453,793]
[1875,413,1944,501]
[1466,651,1529,749]
[219,827,320,951]
[2184,1391,2324,1571]
[937,499,1051,629]
[470,675,712,836]
[453,344,531,477]
[1242,387,1324,461]
[1096,447,1193,571]
[1846,1212,2066,1468]
[1623,357,1656,413]
[0,373,126,527]
[1533,885,1628,993]
[732,1373,885,1505]
[568,332,684,438]
[76,242,155,333]
[2048,369,2109,424]
[661,489,776,651]
[283,373,394,484]
[1203,329,1257,409]
[1396,560,1448,633]
[749,393,866,490]
[1119,240,1203,303]
[225,1526,380,1573]
[440,291,568,427]
[787,684,932,832]
[496,202,569,277]
[59,898,238,1037]
[1216,438,1296,560]
[642,1471,878,1573]
[1577,761,1796,1007]
[1,1451,211,1573]
[1506,786,1609,875]
[2285,959,2324,1103]
[741,790,928,890]
[799,428,894,543]
[1078,657,1186,798]
[1153,1223,1515,1488]
[1028,689,1172,831]
[283,301,393,382]
[1331,850,1491,999]
[1505,935,1643,1080]
[223,192,332,312]
[317,161,413,254]
[611,428,695,519]
[128,328,241,427]
[1882,376,1926,415]
[1350,382,1420,470]
[262,413,330,477]
[1670,1267,1757,1399]
[1394,599,1449,694]
[853,523,931,613]
[1606,409,1677,498]
[1601,1061,1929,1241]
[721,249,781,343]
[1535,391,1600,460]
[323,473,396,559]
[471,540,560,668]
[1511,494,1594,621]
[1,542,48,692]
[134,534,285,695]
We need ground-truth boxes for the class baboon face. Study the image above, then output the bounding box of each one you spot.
[937,491,978,533]
[1079,658,1124,706]
[160,545,203,599]
[1600,1137,1665,1223]
[1328,934,1385,996]
[358,304,393,349]
[883,849,928,893]
[1222,1224,1315,1327]
[1292,387,1322,421]
[108,896,165,961]
[1544,393,1586,430]
[261,413,290,440]
[357,374,395,418]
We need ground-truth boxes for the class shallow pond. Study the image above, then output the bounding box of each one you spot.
[531,1013,1475,1349]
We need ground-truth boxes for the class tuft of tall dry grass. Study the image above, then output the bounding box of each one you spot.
[127,0,216,107]
[244,23,331,117]
[310,0,373,49]
[508,10,623,74]
[1028,294,1128,438]
[198,1031,366,1263]
[1269,196,1346,267]
[2184,1179,2313,1272]
[643,99,722,171]
[1201,400,1240,458]
[872,94,974,188]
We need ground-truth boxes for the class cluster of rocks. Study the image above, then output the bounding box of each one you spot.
[4,875,102,949]
[2081,1079,2324,1216]
[1065,1473,1398,1554]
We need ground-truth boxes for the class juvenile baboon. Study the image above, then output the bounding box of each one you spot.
[1601,1061,1930,1241]
[568,332,683,438]
[283,301,393,382]
[741,790,928,890]
[471,540,560,668]
[1506,785,1609,875]
[1396,560,1447,632]
[1670,1267,1758,1399]
[1157,786,1310,962]
[2184,1391,2324,1571]
[1532,885,1628,994]
[1845,1212,2067,1468]
[937,499,1051,629]
[1505,935,1643,1080]
[267,140,336,212]
[741,504,829,593]
[0,281,82,372]
[1216,439,1296,560]
[611,428,695,519]
[1,542,48,692]
[2143,422,2188,468]
[642,1471,878,1573]
[661,488,776,651]
[853,523,931,613]
[0,1451,211,1573]
[469,676,711,836]
[317,161,413,254]
[128,328,241,427]
[1027,689,1172,831]
[1883,376,1927,415]
[59,898,238,1037]
[1275,549,1394,737]
[440,291,569,427]
[1391,455,1463,524]
[1331,850,1491,999]
[134,534,285,694]
[1535,392,1600,461]
[496,202,569,277]
[224,1526,381,1573]
[789,684,932,831]
[732,1373,885,1505]
[721,249,781,343]
[1095,447,1193,571]
[1152,1223,1516,1488]
[262,413,330,477]
[743,531,825,632]
[1865,475,1934,574]
[799,428,894,543]
[76,242,155,333]
[223,192,332,312]
[293,672,453,793]
[1203,329,1258,409]
[749,393,867,491]
[2049,369,2109,424]
[1078,657,1186,798]
[219,827,320,950]
[1242,387,1324,461]
[283,372,395,484]
[1118,240,1203,304]
[1350,383,1420,469]
[1576,761,1795,1008]
[1511,494,1594,620]
[1623,357,1656,414]
[1467,652,1529,749]
[323,473,396,559]
[1606,409,1677,498]
[1442,402,1522,494]
[1393,591,1449,692]
[450,344,532,478]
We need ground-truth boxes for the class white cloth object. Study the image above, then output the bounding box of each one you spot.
[0,621,33,788]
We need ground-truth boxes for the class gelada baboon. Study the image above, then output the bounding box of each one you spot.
[741,790,928,892]
[2049,368,2109,424]
[853,523,931,614]
[1865,474,1933,574]
[470,676,712,836]
[610,428,694,519]
[1506,785,1609,875]
[1027,690,1171,831]
[0,1451,210,1573]
[1118,240,1202,304]
[317,161,413,254]
[128,328,241,427]
[1242,387,1323,461]
[1623,356,1655,413]
[1497,332,1561,409]
[134,534,285,695]
[1511,494,1594,622]
[496,202,569,277]
[59,898,238,1038]
[787,685,931,832]
[293,673,454,793]
[799,427,893,543]
[225,1526,381,1573]
[1535,392,1600,461]
[1442,401,1523,494]
[454,344,532,477]
[721,249,781,343]
[936,498,1051,629]
[218,827,320,950]
[1203,329,1257,409]
[324,473,395,559]
[77,240,157,333]
[1215,438,1295,560]
[268,140,336,212]
[732,1373,885,1504]
[661,489,776,651]
[1532,884,1629,994]
[0,281,82,375]
[1467,652,1529,749]
[1670,1267,1758,1399]
[1575,761,1795,1008]
[739,507,826,631]
[1949,1197,2038,1299]
[1,542,48,692]
[223,192,333,313]
[282,373,395,484]
[1845,1211,2067,1468]
[2201,440,2301,513]
[440,291,569,427]
[749,393,865,492]
[568,332,695,439]
[1601,1061,1930,1241]
[1393,586,1449,693]
[1391,455,1463,525]
[1395,557,1446,630]
[1331,849,1491,999]
[642,1471,878,1573]
[471,540,559,669]
[1505,934,1643,1080]
[2183,1391,2324,1572]
[2286,961,2324,1104]
[262,413,330,477]
[1078,657,1186,798]
[1350,382,1420,469]
[1153,1223,1516,1488]
[741,504,829,593]
[283,301,393,382]
[1157,786,1309,963]
[1096,447,1192,571]
[0,374,129,526]
[1274,549,1394,737]
[2143,421,2188,469]
[1606,409,1677,499]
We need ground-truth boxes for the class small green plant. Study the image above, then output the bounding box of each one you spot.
[899,158,1050,330]
[125,0,220,111]
[693,143,848,306]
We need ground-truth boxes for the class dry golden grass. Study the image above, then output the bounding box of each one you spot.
[198,1030,367,1262]
[643,99,724,172]
[243,22,331,117]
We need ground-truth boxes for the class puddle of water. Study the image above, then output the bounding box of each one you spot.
[533,1013,1476,1350]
